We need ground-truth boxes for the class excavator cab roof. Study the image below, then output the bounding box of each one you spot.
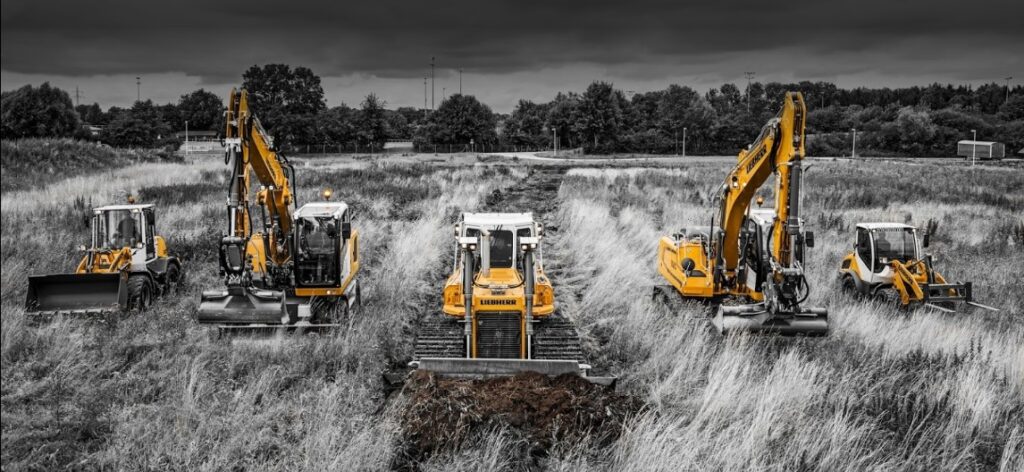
[294,202,348,219]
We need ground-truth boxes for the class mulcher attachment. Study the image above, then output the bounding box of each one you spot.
[714,303,828,336]
[197,287,345,338]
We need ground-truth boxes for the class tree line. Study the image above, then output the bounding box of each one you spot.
[2,65,1021,156]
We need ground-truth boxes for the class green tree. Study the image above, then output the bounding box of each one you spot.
[179,89,224,131]
[575,81,628,152]
[502,100,549,148]
[355,94,389,149]
[100,100,170,147]
[423,94,498,146]
[241,64,326,147]
[1,83,81,138]
[75,103,104,124]
[317,104,356,145]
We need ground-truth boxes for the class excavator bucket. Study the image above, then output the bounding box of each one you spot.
[715,303,829,336]
[197,287,343,337]
[25,273,127,316]
[412,358,617,387]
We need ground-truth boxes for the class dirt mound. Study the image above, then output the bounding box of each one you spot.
[395,370,641,467]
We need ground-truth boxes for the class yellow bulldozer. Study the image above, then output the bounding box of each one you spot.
[838,222,998,312]
[412,212,613,385]
[656,91,828,335]
[26,201,184,315]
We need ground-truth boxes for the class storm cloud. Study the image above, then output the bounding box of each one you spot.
[2,0,1021,110]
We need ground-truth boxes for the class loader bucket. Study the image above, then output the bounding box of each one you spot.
[413,358,617,387]
[197,287,285,325]
[714,304,829,336]
[26,272,127,315]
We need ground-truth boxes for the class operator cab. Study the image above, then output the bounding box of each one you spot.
[456,212,541,273]
[92,204,157,262]
[853,223,922,282]
[293,202,352,287]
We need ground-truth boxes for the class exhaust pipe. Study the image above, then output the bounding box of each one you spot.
[460,238,476,359]
[522,238,537,359]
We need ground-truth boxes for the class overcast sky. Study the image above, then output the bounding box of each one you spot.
[2,0,1021,113]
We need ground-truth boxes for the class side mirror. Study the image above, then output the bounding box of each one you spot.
[922,233,930,248]
[341,222,352,240]
[805,231,815,248]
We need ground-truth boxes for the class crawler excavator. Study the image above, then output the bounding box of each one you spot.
[412,212,613,385]
[838,222,998,312]
[197,89,361,335]
[26,200,183,315]
[656,91,828,335]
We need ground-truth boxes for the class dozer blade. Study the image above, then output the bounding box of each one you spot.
[714,304,829,336]
[411,357,616,387]
[26,273,127,316]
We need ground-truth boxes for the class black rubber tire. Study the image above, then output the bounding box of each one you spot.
[127,275,152,312]
[164,265,181,297]
[841,275,858,295]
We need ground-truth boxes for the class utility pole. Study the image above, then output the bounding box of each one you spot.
[443,87,446,102]
[744,72,756,112]
[431,57,435,110]
[1006,76,1014,103]
[185,120,189,161]
[683,127,687,157]
[459,69,463,95]
[136,77,141,102]
[75,86,81,106]
[851,128,857,158]
[553,129,558,156]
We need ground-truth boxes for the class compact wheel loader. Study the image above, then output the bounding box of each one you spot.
[26,203,184,316]
[412,212,614,385]
[838,223,998,312]
[656,91,828,335]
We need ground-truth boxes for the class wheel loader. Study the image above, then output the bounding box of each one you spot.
[26,202,183,316]
[838,222,998,312]
[656,91,828,335]
[196,89,361,336]
[412,212,614,385]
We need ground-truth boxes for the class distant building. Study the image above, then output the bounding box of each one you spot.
[173,130,219,142]
[956,140,1004,160]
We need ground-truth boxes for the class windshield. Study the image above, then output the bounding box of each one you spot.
[96,209,142,250]
[873,228,917,264]
[298,217,338,255]
[487,230,514,268]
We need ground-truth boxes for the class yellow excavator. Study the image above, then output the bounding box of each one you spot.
[838,222,998,312]
[26,200,183,315]
[656,91,828,335]
[412,212,613,385]
[197,89,361,335]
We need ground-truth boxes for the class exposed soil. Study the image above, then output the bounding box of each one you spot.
[394,370,642,469]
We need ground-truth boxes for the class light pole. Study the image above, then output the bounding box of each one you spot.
[683,127,687,157]
[744,71,756,112]
[136,77,141,103]
[459,69,463,95]
[971,129,977,166]
[442,87,446,102]
[184,120,189,160]
[424,77,428,111]
[431,57,435,110]
[851,128,857,158]
[1006,76,1014,103]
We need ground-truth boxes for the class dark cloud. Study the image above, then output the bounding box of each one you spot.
[2,0,1021,82]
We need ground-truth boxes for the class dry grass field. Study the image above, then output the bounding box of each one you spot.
[2,150,1022,471]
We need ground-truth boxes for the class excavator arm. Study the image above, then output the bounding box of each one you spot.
[223,88,297,276]
[715,91,806,281]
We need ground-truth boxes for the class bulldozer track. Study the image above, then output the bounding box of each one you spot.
[412,313,585,361]
[532,314,583,361]
[413,315,466,359]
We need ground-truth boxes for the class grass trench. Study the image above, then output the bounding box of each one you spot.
[1,154,1022,471]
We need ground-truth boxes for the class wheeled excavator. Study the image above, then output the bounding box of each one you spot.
[412,212,613,385]
[26,200,183,315]
[656,91,828,335]
[197,89,361,335]
[839,222,998,312]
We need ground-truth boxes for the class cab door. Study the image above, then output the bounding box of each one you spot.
[144,208,157,261]
[854,227,875,283]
